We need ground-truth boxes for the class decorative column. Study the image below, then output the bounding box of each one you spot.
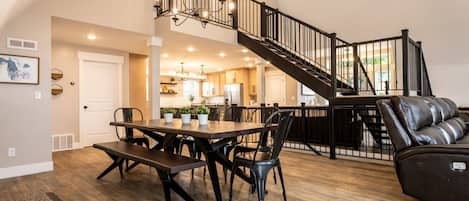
[147,36,162,119]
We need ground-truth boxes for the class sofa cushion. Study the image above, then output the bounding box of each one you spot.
[454,117,468,132]
[423,97,443,125]
[392,96,433,131]
[437,120,464,142]
[442,98,458,117]
[414,126,453,144]
[434,98,453,120]
[456,135,469,144]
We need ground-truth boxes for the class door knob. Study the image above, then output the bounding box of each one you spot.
[83,105,88,109]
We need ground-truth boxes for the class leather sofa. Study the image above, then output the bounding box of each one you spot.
[377,96,469,201]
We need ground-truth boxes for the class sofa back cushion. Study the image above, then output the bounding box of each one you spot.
[391,96,461,145]
[392,96,434,131]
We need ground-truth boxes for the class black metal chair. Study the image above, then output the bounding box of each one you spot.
[113,107,151,170]
[177,107,221,178]
[229,110,294,201]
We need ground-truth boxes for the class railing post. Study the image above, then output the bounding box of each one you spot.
[260,103,266,123]
[417,41,424,96]
[353,43,359,94]
[402,29,410,96]
[330,33,337,96]
[274,9,279,41]
[301,102,308,145]
[260,2,267,38]
[231,0,238,29]
[329,33,337,160]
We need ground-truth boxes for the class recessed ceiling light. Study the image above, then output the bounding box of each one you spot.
[162,53,169,58]
[217,67,224,71]
[248,63,253,67]
[87,34,96,41]
[244,57,251,61]
[241,49,248,53]
[219,52,226,57]
[187,47,195,52]
[266,61,271,65]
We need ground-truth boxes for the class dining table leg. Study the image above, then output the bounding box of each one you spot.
[195,138,224,201]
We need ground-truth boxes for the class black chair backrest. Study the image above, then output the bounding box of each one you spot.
[114,108,144,139]
[253,110,294,162]
[208,107,220,121]
[223,105,243,122]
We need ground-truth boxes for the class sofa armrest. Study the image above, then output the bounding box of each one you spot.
[395,144,469,201]
[398,144,469,160]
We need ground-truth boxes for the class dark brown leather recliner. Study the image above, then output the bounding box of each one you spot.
[377,96,469,201]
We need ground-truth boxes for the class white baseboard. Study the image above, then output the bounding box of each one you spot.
[73,142,83,149]
[0,161,53,180]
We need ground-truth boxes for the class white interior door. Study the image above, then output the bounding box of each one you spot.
[79,52,123,147]
[265,72,286,105]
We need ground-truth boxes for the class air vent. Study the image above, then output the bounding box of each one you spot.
[52,134,73,152]
[7,37,38,51]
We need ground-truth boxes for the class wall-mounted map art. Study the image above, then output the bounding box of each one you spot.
[0,54,39,84]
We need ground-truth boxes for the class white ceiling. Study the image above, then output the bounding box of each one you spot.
[158,28,262,73]
[51,17,263,73]
[52,17,150,55]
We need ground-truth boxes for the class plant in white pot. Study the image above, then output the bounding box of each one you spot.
[196,105,210,126]
[162,108,176,123]
[180,106,192,124]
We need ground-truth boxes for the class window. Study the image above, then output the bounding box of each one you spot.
[375,71,389,95]
[183,80,200,99]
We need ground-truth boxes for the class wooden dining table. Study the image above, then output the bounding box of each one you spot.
[110,119,273,201]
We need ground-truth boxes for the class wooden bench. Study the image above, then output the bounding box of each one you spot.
[93,141,206,201]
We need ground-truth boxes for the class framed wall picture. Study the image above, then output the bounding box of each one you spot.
[0,54,40,85]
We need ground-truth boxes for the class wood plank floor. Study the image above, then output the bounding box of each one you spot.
[0,148,416,201]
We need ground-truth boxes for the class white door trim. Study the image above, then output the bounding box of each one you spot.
[78,51,124,147]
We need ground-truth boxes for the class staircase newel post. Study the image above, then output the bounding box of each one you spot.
[329,33,337,160]
[417,41,424,96]
[353,43,359,94]
[260,2,267,38]
[402,29,410,96]
[231,0,238,30]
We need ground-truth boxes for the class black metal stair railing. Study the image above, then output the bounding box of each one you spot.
[155,0,432,98]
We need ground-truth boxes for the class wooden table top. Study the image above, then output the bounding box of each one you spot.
[110,119,270,139]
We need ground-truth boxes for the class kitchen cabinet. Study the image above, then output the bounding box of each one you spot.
[204,72,224,96]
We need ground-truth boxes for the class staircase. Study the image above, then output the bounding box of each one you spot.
[155,0,433,159]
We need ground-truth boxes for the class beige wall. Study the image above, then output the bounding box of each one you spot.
[0,0,154,169]
[277,0,469,105]
[129,54,151,119]
[0,2,52,168]
[51,41,130,142]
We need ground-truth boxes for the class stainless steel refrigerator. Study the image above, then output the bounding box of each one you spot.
[224,83,244,106]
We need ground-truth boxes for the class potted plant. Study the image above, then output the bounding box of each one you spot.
[180,106,192,124]
[162,108,176,123]
[196,105,210,126]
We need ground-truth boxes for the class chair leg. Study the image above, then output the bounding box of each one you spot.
[229,161,239,201]
[277,164,287,201]
[273,168,277,185]
[223,146,229,183]
[252,166,271,201]
[188,143,196,178]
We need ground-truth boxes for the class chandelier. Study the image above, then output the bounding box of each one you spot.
[161,62,207,80]
[153,0,235,28]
